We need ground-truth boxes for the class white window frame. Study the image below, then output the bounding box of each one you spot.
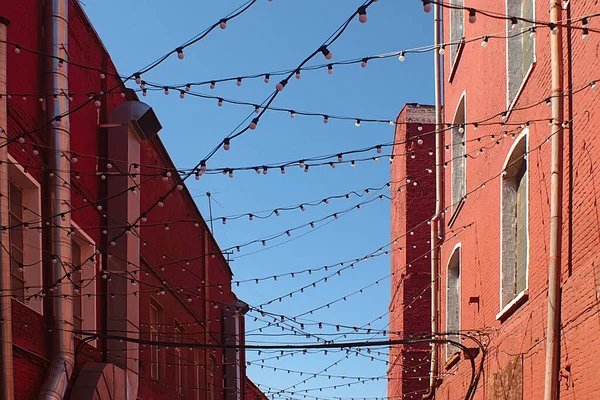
[449,0,465,74]
[71,222,97,345]
[150,299,163,381]
[450,92,467,221]
[505,0,536,112]
[497,130,529,320]
[175,322,185,396]
[7,154,42,314]
[446,243,461,360]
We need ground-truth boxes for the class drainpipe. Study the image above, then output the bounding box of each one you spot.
[39,0,74,399]
[543,1,564,399]
[0,15,15,400]
[423,1,443,398]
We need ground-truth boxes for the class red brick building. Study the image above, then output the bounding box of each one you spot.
[0,1,263,399]
[391,0,600,399]
[388,104,436,400]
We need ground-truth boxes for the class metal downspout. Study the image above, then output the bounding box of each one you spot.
[424,2,444,398]
[39,0,74,398]
[543,1,564,399]
[0,15,15,400]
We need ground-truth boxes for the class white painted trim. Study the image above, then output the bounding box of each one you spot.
[505,0,537,112]
[496,290,529,321]
[7,154,43,315]
[445,243,461,360]
[450,92,467,218]
[499,129,530,313]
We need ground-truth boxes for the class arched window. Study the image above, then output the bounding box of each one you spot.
[446,246,461,358]
[500,132,528,310]
[451,95,466,215]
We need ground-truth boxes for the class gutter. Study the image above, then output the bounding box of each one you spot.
[0,15,15,400]
[38,0,74,398]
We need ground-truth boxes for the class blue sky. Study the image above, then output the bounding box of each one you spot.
[85,1,434,398]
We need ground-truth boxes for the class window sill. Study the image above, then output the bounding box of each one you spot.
[447,197,465,228]
[445,352,461,370]
[496,290,529,322]
[12,298,44,316]
[448,39,465,83]
[506,62,536,119]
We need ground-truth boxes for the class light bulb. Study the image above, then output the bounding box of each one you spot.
[582,28,590,40]
[361,58,368,68]
[330,162,336,168]
[399,52,406,62]
[140,81,146,90]
[185,84,191,92]
[321,46,333,60]
[218,98,223,107]
[228,170,234,178]
[264,74,270,83]
[141,214,148,223]
[223,139,231,151]
[276,80,286,91]
[176,48,184,59]
[439,46,445,55]
[254,105,260,113]
[158,200,164,208]
[481,37,489,48]
[210,81,216,89]
[511,18,518,31]
[358,6,367,23]
[142,89,147,97]
[351,160,355,167]
[180,91,185,99]
[222,218,227,225]
[249,118,258,130]
[237,78,242,86]
[376,146,382,153]
[263,167,268,175]
[323,115,329,124]
[337,154,343,162]
[417,138,424,145]
[328,64,334,74]
[164,87,169,95]
[468,8,476,23]
[135,74,141,85]
[530,27,537,38]
[290,111,296,118]
[280,167,285,175]
[591,82,597,90]
[551,24,558,34]
[355,119,361,127]
[33,146,39,155]
[94,99,101,107]
[423,0,432,13]
[458,126,465,134]
[219,19,227,29]
[295,70,301,79]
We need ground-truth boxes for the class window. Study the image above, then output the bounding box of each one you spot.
[150,301,163,380]
[175,323,185,396]
[209,355,217,400]
[449,0,465,70]
[451,96,466,215]
[9,182,25,303]
[500,133,528,310]
[507,0,535,107]
[7,157,42,313]
[70,224,97,340]
[446,247,461,359]
[195,348,203,400]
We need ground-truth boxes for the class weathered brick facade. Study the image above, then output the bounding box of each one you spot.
[1,1,264,399]
[396,1,600,399]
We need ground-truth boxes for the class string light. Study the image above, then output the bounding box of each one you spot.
[422,0,432,13]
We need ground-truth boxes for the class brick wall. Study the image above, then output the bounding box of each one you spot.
[388,104,436,400]
[435,0,600,398]
[1,0,243,398]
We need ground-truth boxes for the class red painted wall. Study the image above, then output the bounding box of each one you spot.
[388,104,436,400]
[1,1,245,399]
[434,0,600,398]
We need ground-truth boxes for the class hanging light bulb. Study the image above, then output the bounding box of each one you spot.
[163,87,169,95]
[591,81,598,90]
[250,118,259,130]
[142,89,147,97]
[295,70,301,79]
[262,166,268,175]
[582,28,590,40]
[355,119,361,127]
[550,23,558,34]
[223,139,231,151]
[218,98,223,107]
[329,162,336,169]
[179,90,185,99]
[290,110,296,118]
[185,84,191,92]
[264,74,270,83]
[398,51,406,62]
[222,218,227,225]
[438,45,445,55]
[351,160,356,168]
[219,19,227,29]
[530,26,537,38]
[510,17,518,31]
[327,64,334,74]
[361,58,368,68]
[320,46,333,60]
[423,0,432,13]
[323,115,329,124]
[337,154,343,163]
[228,169,234,178]
[280,167,285,175]
[481,36,489,48]
[468,8,477,23]
[135,73,141,85]
[276,79,287,91]
[210,81,216,89]
[254,105,260,113]
[94,99,101,107]
[376,145,382,153]
[176,47,184,59]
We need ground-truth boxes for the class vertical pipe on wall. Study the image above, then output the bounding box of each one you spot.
[424,2,444,398]
[0,15,15,400]
[544,1,564,399]
[39,0,74,398]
